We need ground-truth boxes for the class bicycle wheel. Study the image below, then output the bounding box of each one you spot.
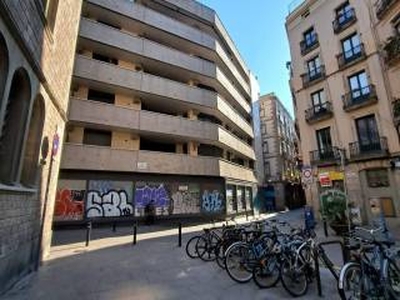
[225,242,253,283]
[280,258,308,297]
[338,262,362,300]
[197,236,217,262]
[185,235,201,259]
[384,254,400,299]
[253,254,280,289]
[215,241,229,269]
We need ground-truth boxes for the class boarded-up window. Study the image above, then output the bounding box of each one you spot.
[366,169,389,188]
[83,129,112,146]
[381,198,396,217]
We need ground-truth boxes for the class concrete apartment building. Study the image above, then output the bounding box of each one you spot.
[253,93,303,211]
[0,0,82,293]
[55,0,258,223]
[286,0,400,225]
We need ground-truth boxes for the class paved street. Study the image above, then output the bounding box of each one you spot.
[3,210,344,300]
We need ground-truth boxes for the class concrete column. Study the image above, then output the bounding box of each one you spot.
[187,109,198,120]
[66,126,84,144]
[118,60,136,71]
[115,94,141,110]
[176,143,184,154]
[81,49,92,58]
[188,141,198,156]
[73,86,88,99]
[112,132,140,150]
[188,79,198,87]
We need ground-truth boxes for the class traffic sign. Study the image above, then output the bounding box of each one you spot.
[52,133,60,157]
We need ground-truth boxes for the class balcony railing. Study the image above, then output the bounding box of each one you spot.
[301,65,325,88]
[333,8,357,34]
[349,137,389,160]
[300,33,319,56]
[305,102,333,124]
[337,44,366,69]
[376,0,399,19]
[393,99,400,125]
[342,84,378,111]
[384,35,400,66]
[310,147,340,165]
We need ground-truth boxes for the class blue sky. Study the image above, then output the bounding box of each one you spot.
[199,0,296,116]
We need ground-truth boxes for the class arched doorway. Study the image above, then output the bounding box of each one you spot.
[0,32,9,113]
[21,95,45,186]
[0,68,31,184]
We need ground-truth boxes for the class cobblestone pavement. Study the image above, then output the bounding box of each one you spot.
[2,210,346,300]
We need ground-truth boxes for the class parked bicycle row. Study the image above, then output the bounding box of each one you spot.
[185,218,400,299]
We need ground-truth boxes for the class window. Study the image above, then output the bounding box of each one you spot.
[265,162,271,178]
[342,33,362,60]
[311,89,326,112]
[366,169,389,187]
[92,53,118,65]
[83,129,112,147]
[336,2,354,25]
[304,27,317,47]
[356,115,380,150]
[348,71,369,99]
[263,141,269,154]
[307,56,321,78]
[316,127,333,155]
[88,89,115,104]
[42,0,59,32]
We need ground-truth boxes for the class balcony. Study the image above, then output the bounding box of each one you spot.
[384,35,400,66]
[393,99,400,126]
[301,65,326,88]
[332,8,357,34]
[337,44,366,69]
[310,147,340,166]
[376,0,399,19]
[300,34,319,56]
[61,143,256,182]
[342,85,378,112]
[349,137,389,161]
[305,102,333,124]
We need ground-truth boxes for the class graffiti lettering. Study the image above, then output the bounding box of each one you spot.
[54,189,85,221]
[171,191,200,214]
[201,190,224,213]
[134,183,170,216]
[86,190,133,218]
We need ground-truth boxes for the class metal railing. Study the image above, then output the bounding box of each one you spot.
[310,147,340,165]
[337,43,366,69]
[301,65,325,88]
[300,33,319,55]
[305,102,333,123]
[384,34,400,65]
[342,84,377,110]
[333,8,356,34]
[349,137,388,159]
[376,0,399,19]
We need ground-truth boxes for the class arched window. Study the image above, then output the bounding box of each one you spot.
[0,32,9,115]
[21,95,45,186]
[0,68,31,184]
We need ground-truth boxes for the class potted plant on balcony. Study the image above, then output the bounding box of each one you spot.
[320,189,349,236]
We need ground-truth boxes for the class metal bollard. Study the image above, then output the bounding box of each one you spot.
[178,222,182,247]
[133,222,137,245]
[85,221,92,247]
[112,221,117,232]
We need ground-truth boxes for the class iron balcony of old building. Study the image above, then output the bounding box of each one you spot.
[337,43,366,70]
[333,8,357,34]
[301,65,326,88]
[342,84,378,112]
[393,99,400,126]
[310,147,340,166]
[305,102,333,124]
[376,0,399,19]
[384,34,400,66]
[300,33,319,56]
[349,137,389,161]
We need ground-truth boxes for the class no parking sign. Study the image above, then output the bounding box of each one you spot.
[302,166,313,185]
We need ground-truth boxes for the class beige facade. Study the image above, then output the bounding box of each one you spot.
[286,0,400,225]
[253,94,301,210]
[56,0,257,222]
[0,0,82,293]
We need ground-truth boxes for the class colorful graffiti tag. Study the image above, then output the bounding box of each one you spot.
[54,179,86,221]
[86,181,133,218]
[134,182,170,216]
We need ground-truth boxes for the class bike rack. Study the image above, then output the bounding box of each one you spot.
[314,239,348,297]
